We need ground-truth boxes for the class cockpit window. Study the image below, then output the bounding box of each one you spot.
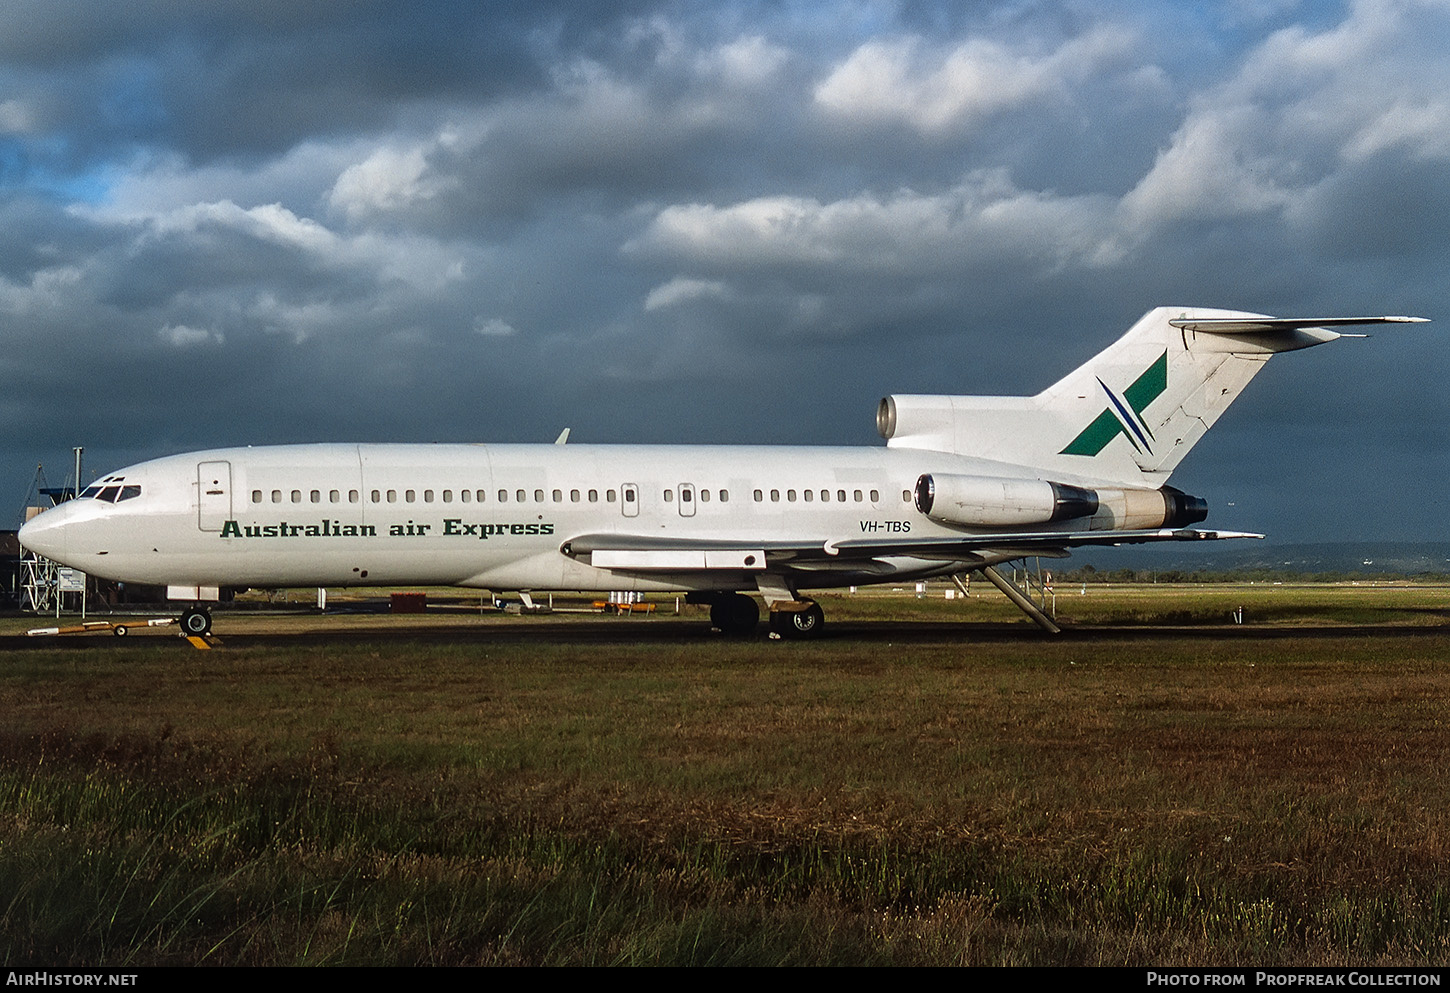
[80,482,141,502]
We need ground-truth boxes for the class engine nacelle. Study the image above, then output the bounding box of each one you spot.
[1088,485,1208,529]
[914,474,1099,527]
[915,474,1208,530]
[1161,486,1209,527]
[878,395,960,452]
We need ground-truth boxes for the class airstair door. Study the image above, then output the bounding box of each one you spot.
[621,483,640,518]
[197,461,232,532]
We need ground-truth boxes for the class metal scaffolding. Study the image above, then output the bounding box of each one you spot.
[16,449,87,618]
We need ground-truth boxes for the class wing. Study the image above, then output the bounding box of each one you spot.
[560,528,1262,572]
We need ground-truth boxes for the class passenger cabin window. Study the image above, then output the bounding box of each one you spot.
[272,490,283,503]
[252,490,262,503]
[423,489,434,502]
[349,490,359,503]
[371,490,381,503]
[442,490,452,503]
[291,490,302,503]
[720,490,729,502]
[310,490,321,503]
[405,490,416,503]
[387,490,397,503]
[870,489,880,502]
[754,489,763,502]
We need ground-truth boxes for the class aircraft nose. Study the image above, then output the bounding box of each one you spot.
[18,506,69,562]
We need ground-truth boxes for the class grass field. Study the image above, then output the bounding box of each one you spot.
[1,584,1448,965]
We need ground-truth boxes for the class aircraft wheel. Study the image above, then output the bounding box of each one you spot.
[112,625,128,637]
[179,607,212,637]
[710,593,759,635]
[771,601,825,639]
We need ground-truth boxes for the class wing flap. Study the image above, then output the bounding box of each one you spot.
[590,548,767,571]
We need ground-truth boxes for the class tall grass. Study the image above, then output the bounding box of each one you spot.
[2,599,1449,964]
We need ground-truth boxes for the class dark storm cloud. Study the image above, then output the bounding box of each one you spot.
[0,0,674,170]
[2,0,1447,542]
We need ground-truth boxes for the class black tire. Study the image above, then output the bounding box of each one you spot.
[179,608,212,637]
[710,593,760,635]
[772,601,825,639]
[112,625,128,637]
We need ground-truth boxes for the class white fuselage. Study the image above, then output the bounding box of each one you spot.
[19,442,1071,594]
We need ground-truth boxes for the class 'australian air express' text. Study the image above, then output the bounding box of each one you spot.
[219,519,556,540]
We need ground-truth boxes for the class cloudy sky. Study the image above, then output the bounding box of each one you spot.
[2,0,1446,542]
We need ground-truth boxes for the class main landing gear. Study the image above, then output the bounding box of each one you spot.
[178,606,213,637]
[698,591,826,639]
[708,592,760,636]
[769,600,824,639]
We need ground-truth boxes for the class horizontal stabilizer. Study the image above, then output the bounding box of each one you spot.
[1169,315,1428,334]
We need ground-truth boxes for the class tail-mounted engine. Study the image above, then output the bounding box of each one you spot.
[914,474,1097,526]
[914,473,1207,530]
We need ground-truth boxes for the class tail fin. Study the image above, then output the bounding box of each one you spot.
[878,307,1426,487]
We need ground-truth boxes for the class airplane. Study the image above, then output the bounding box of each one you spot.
[18,307,1429,639]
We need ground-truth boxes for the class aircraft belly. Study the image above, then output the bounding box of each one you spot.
[457,550,574,590]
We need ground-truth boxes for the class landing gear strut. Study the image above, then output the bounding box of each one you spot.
[179,606,213,637]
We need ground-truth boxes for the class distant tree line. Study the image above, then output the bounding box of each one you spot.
[1051,563,1450,584]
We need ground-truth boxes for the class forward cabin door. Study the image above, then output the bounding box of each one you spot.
[197,461,232,532]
